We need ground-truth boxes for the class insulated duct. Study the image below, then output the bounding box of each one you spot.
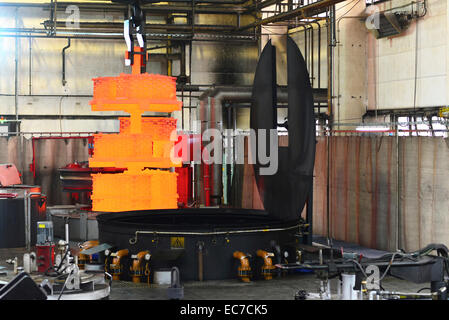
[198,86,288,206]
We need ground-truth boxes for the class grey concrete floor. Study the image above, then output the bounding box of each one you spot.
[0,246,427,300]
[108,274,426,300]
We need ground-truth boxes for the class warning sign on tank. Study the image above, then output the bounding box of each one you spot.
[170,237,185,249]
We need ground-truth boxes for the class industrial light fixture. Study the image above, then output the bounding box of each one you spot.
[365,1,427,39]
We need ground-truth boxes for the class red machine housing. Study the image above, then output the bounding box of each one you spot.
[58,132,197,208]
[176,165,192,208]
[36,244,55,273]
[173,133,198,207]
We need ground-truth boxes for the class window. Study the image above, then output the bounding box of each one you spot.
[0,125,7,135]
[366,0,389,5]
[397,116,448,138]
[431,117,448,138]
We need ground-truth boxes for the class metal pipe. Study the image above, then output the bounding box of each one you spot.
[49,0,54,35]
[197,86,289,206]
[62,38,71,86]
[0,0,244,7]
[23,191,29,251]
[129,223,302,244]
[191,0,196,35]
[0,28,257,42]
[199,88,251,206]
[316,21,321,89]
[53,0,58,36]
[197,241,204,281]
[25,192,42,251]
[378,291,432,298]
[65,219,69,243]
[329,5,336,117]
[51,21,239,32]
[28,35,32,95]
[238,0,346,31]
[47,0,58,36]
[310,23,314,87]
[0,0,282,14]
[14,9,19,135]
[0,83,203,96]
[413,14,420,112]
[396,117,400,250]
[290,20,323,92]
[317,129,449,134]
[243,0,284,14]
[341,273,357,300]
[180,42,187,78]
[326,9,332,240]
[368,290,378,300]
[304,23,308,72]
[313,20,322,113]
[300,23,315,87]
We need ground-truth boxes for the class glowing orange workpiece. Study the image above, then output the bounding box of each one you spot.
[89,47,182,212]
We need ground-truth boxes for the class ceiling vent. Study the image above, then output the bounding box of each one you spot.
[370,12,413,39]
[363,1,428,40]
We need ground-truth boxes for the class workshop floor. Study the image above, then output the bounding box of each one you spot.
[0,247,426,300]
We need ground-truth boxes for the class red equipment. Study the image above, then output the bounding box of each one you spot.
[173,133,197,207]
[0,163,22,186]
[36,244,55,273]
[176,165,193,208]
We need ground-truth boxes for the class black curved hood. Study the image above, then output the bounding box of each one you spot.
[250,36,316,222]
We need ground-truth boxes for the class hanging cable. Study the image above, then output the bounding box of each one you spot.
[379,253,397,281]
[413,17,419,114]
[57,268,75,300]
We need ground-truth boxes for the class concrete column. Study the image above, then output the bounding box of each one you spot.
[334,1,368,129]
[447,0,449,105]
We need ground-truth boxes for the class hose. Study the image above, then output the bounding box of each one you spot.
[55,244,70,272]
[379,253,397,281]
[45,243,69,277]
[44,245,58,277]
[104,256,109,273]
[351,259,368,278]
[352,253,396,283]
[145,262,150,286]
[57,269,74,300]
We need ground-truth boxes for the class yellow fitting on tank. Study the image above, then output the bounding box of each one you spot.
[233,251,251,283]
[130,251,151,283]
[256,249,276,280]
[110,249,129,280]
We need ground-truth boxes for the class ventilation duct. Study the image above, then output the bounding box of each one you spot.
[369,12,411,39]
[365,1,427,39]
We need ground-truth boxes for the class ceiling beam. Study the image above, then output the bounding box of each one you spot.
[237,0,347,31]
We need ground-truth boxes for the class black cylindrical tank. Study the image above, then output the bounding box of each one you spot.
[0,189,47,248]
[97,208,300,281]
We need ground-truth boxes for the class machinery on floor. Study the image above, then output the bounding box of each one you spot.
[0,164,47,250]
[1,0,446,304]
[0,220,111,300]
[0,268,111,300]
[3,28,448,300]
[90,35,315,282]
[289,242,449,300]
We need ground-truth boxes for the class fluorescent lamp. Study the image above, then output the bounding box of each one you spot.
[355,125,389,132]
